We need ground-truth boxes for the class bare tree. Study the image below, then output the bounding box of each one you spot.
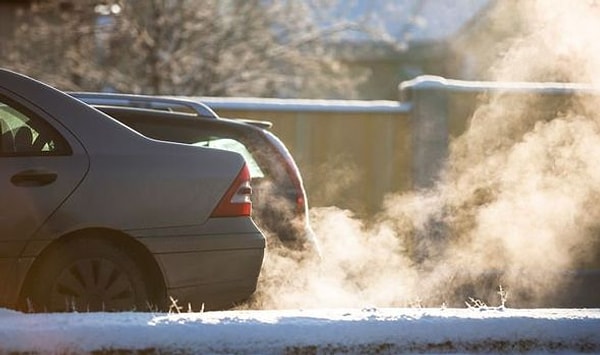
[1,0,419,98]
[1,1,105,90]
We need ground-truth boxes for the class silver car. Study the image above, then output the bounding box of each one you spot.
[0,69,265,312]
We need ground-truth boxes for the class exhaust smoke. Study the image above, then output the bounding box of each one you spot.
[245,0,600,309]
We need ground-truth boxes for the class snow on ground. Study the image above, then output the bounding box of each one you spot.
[0,306,598,354]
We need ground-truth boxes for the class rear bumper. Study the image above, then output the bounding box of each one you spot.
[156,246,264,310]
[131,217,265,310]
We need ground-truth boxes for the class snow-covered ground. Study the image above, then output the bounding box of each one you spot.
[0,306,598,354]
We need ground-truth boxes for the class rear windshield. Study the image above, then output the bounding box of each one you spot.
[194,137,264,179]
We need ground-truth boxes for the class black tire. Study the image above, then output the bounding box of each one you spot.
[28,237,153,312]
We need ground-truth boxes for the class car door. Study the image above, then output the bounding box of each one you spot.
[0,95,89,303]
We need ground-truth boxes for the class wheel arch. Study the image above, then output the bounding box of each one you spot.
[18,228,167,311]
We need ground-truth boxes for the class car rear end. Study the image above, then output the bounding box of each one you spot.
[130,160,265,310]
[85,102,318,256]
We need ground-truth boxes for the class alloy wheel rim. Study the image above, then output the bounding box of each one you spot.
[50,258,136,312]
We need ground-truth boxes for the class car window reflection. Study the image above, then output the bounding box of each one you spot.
[0,100,69,156]
[195,138,265,179]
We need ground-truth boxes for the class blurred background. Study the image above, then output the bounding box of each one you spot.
[0,0,534,216]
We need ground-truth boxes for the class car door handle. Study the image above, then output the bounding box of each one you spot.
[11,169,58,187]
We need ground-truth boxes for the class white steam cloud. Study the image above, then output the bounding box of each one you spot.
[244,0,600,309]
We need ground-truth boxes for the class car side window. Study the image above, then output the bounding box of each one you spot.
[195,138,265,179]
[0,98,70,156]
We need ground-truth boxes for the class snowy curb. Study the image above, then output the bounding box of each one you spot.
[0,308,598,354]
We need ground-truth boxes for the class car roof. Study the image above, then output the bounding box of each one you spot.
[96,104,273,130]
[70,92,220,119]
[95,105,271,141]
[72,92,274,129]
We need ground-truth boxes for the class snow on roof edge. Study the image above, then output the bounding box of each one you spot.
[400,75,600,94]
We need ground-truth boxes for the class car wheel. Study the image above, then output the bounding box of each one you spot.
[28,237,153,312]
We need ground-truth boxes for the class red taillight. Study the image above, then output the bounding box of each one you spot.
[282,156,306,214]
[211,164,253,217]
[295,187,306,214]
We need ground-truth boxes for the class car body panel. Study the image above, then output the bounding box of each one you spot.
[0,85,90,245]
[0,156,89,240]
[132,217,265,309]
[39,144,240,230]
[0,69,265,310]
[0,82,91,307]
[0,155,89,305]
